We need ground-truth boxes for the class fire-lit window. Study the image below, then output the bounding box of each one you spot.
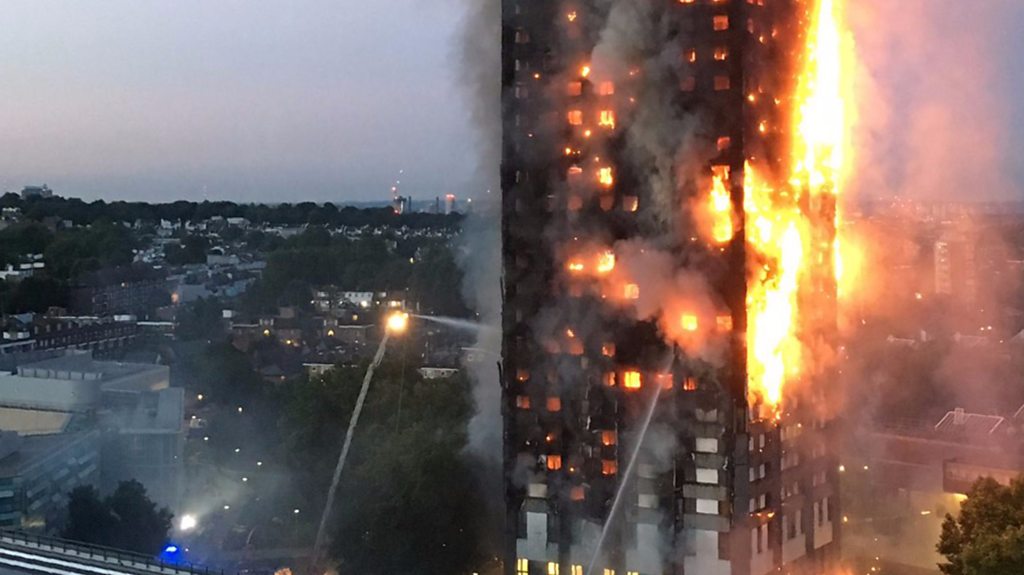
[714,46,729,61]
[717,136,731,151]
[517,558,529,575]
[717,315,734,331]
[602,460,618,475]
[602,343,616,357]
[656,373,673,390]
[567,110,584,126]
[713,15,729,31]
[623,370,642,390]
[516,395,531,409]
[599,110,616,129]
[603,372,615,387]
[570,486,585,501]
[598,81,615,96]
[601,430,617,446]
[680,76,696,92]
[624,283,640,300]
[714,76,731,91]
[548,562,560,575]
[623,196,639,212]
[571,566,583,575]
[547,454,563,471]
[686,49,697,63]
[599,194,615,212]
[681,314,699,332]
[547,397,562,412]
[604,570,616,575]
[517,369,530,382]
[683,377,698,391]
[567,82,583,97]
[598,167,614,187]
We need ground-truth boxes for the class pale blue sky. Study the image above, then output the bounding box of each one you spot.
[0,1,1021,203]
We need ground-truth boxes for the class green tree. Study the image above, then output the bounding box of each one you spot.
[938,476,1024,575]
[62,481,173,556]
[280,357,484,574]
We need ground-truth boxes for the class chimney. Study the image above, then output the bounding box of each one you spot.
[953,407,967,426]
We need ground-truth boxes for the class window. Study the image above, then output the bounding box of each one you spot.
[598,81,615,96]
[696,438,718,453]
[567,82,583,96]
[603,570,615,575]
[547,397,562,412]
[696,498,719,514]
[622,370,642,390]
[548,562,560,575]
[714,47,729,61]
[568,110,584,125]
[713,15,729,31]
[547,455,562,471]
[683,377,698,391]
[517,558,529,575]
[714,76,731,91]
[602,460,618,476]
[516,396,531,409]
[680,76,696,92]
[696,468,718,484]
[572,566,583,575]
[601,430,617,446]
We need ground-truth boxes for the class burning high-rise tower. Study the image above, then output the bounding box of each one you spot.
[500,0,845,574]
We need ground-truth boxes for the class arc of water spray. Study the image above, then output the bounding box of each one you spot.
[586,384,664,575]
[311,332,392,566]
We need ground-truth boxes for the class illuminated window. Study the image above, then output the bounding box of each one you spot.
[603,372,616,387]
[714,76,731,91]
[686,49,697,63]
[602,343,616,357]
[598,167,614,187]
[624,283,640,300]
[599,110,616,129]
[547,397,562,412]
[602,459,618,475]
[717,315,734,331]
[604,570,616,575]
[567,82,583,96]
[623,370,642,390]
[598,81,615,96]
[681,314,699,332]
[714,46,729,60]
[547,455,563,471]
[517,369,530,382]
[601,430,617,446]
[683,377,698,391]
[570,486,585,501]
[516,395,531,409]
[548,562,560,575]
[517,559,529,575]
[572,566,583,575]
[713,15,729,31]
[568,110,584,125]
[623,196,639,212]
[717,136,731,151]
[656,373,673,390]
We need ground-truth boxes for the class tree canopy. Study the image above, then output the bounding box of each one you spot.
[62,481,173,556]
[938,476,1024,575]
[279,353,484,574]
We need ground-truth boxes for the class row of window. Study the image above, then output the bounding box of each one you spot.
[516,559,640,575]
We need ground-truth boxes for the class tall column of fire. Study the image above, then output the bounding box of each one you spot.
[501,1,846,574]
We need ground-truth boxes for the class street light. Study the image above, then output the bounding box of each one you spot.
[386,311,410,334]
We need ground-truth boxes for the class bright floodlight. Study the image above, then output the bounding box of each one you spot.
[386,312,410,334]
[179,514,198,532]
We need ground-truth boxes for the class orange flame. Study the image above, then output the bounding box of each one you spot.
[745,0,847,418]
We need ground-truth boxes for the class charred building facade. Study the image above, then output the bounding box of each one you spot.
[501,1,840,575]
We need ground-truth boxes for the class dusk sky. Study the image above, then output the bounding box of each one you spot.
[1,1,1022,204]
[0,0,481,203]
